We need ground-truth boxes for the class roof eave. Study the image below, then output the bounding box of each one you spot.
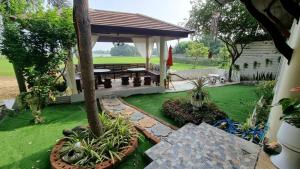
[91,24,191,38]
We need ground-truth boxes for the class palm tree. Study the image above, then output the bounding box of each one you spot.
[73,0,104,137]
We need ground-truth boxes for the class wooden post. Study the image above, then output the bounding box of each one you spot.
[159,37,166,88]
[73,0,103,137]
[146,37,150,71]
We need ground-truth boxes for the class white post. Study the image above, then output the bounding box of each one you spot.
[160,37,166,88]
[267,20,300,141]
[146,37,150,71]
[65,49,78,94]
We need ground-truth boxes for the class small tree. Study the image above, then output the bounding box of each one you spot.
[1,2,76,123]
[173,41,190,54]
[187,0,269,81]
[185,41,209,68]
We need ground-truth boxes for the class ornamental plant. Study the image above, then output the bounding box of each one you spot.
[59,113,137,167]
[279,98,300,128]
[278,86,300,128]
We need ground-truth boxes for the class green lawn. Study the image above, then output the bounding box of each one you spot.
[0,56,213,77]
[123,85,259,126]
[0,57,14,77]
[77,56,212,70]
[92,56,212,71]
[0,103,153,169]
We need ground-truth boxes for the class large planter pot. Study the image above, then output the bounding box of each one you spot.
[271,121,300,169]
[50,129,138,169]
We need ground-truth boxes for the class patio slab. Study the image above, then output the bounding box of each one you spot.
[145,123,260,169]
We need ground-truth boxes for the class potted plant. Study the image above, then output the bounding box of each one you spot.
[271,87,300,169]
[190,78,208,110]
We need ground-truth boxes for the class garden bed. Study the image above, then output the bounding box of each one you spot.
[162,99,227,126]
[50,131,138,169]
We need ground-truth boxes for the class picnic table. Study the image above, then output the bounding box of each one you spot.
[94,69,111,84]
[208,74,220,85]
[127,68,145,87]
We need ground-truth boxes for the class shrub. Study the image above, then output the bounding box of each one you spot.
[162,99,227,126]
[60,113,137,167]
[255,80,275,104]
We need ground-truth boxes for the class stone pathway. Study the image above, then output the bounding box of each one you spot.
[145,123,260,169]
[100,96,174,141]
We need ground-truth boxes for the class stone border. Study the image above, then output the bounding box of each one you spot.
[50,129,138,169]
[99,98,162,144]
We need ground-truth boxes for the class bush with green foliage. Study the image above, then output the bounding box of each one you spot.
[173,41,191,54]
[162,99,227,126]
[110,44,139,56]
[185,42,209,68]
[279,98,300,128]
[0,3,76,123]
[255,80,276,104]
[243,81,275,127]
[60,113,137,167]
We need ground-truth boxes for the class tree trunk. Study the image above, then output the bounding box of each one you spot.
[73,0,103,137]
[228,63,233,82]
[12,63,27,93]
[65,49,78,95]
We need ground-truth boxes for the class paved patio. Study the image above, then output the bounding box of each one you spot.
[145,123,261,169]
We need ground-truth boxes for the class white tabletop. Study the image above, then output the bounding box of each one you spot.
[94,69,111,73]
[127,68,146,72]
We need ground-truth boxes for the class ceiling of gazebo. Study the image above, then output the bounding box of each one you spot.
[88,9,194,40]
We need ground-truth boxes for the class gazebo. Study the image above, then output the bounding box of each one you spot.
[66,9,193,101]
[87,9,194,88]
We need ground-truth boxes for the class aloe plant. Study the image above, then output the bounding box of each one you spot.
[190,78,209,108]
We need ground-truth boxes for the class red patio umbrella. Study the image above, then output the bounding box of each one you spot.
[167,46,173,67]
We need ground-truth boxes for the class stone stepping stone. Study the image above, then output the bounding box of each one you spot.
[129,111,145,121]
[146,123,173,137]
[120,107,135,117]
[137,117,157,128]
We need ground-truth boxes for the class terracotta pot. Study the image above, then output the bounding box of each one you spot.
[50,129,138,169]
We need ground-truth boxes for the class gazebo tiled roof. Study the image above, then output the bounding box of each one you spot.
[89,9,194,38]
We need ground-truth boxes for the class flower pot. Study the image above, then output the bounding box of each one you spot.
[50,128,138,169]
[271,121,300,169]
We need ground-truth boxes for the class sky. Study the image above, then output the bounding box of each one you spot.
[83,0,193,51]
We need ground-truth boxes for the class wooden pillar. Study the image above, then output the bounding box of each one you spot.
[146,37,150,71]
[159,37,166,88]
[73,0,103,137]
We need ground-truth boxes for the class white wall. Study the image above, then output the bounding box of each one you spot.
[235,41,282,80]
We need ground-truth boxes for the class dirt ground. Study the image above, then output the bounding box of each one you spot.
[0,77,19,100]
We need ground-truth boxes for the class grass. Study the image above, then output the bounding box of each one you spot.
[123,85,259,125]
[0,57,14,77]
[0,103,153,169]
[0,56,213,77]
[91,56,212,71]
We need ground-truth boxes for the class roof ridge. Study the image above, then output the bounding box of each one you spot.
[136,13,191,32]
[89,9,193,33]
[89,8,137,15]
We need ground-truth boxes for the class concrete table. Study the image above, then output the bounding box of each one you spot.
[127,68,145,87]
